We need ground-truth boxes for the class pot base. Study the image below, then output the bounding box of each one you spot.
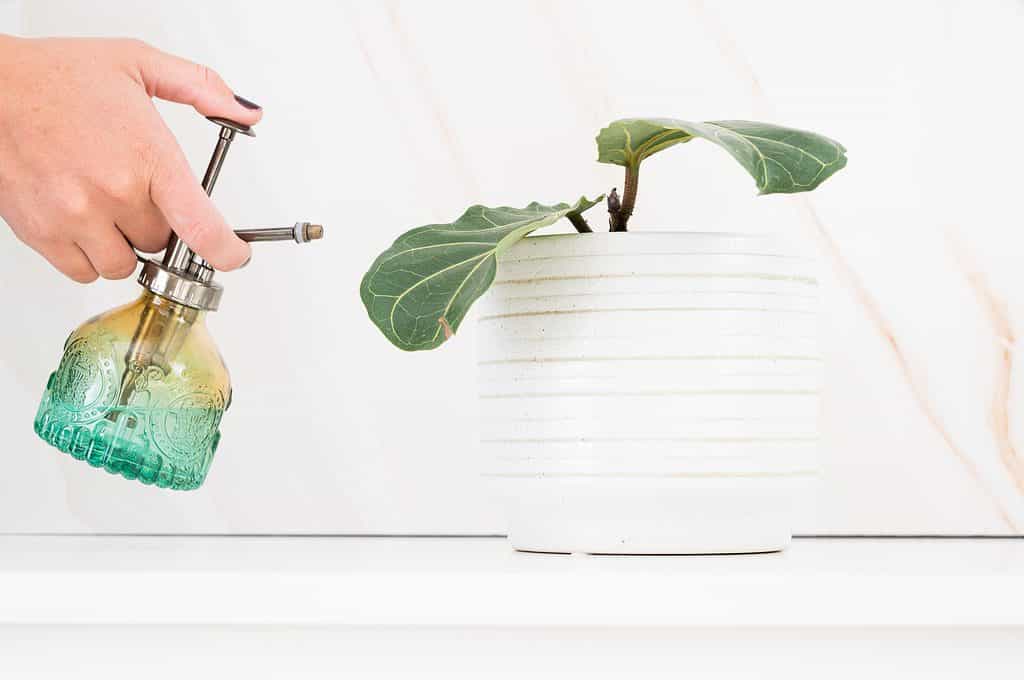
[490,476,808,555]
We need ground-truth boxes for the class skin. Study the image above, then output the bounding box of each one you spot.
[0,35,261,282]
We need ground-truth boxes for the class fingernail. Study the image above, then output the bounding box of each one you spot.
[239,254,252,269]
[234,94,262,110]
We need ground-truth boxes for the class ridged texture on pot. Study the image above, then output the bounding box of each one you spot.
[475,232,819,552]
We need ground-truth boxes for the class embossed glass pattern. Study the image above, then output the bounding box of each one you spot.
[34,292,230,490]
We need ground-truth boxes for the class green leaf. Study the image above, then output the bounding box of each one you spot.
[596,118,847,194]
[360,196,602,351]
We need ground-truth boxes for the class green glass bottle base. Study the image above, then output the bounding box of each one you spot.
[34,400,222,491]
[36,292,230,491]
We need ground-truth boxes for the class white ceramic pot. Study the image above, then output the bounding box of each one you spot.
[476,232,820,554]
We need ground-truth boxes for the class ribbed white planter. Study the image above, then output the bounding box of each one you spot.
[476,232,820,554]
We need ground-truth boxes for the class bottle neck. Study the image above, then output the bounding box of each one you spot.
[138,290,205,325]
[115,290,208,410]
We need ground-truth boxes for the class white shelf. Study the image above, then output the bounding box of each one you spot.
[0,536,1021,627]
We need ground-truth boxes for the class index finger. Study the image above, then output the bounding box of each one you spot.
[148,132,250,271]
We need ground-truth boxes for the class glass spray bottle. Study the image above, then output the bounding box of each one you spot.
[34,117,324,490]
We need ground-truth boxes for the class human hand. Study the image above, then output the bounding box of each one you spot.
[0,35,261,282]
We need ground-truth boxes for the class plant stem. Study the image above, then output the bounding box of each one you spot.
[567,212,593,233]
[617,164,640,231]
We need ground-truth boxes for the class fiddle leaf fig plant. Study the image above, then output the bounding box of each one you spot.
[361,117,846,351]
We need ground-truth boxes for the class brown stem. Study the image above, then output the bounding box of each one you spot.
[617,164,640,231]
[567,212,593,233]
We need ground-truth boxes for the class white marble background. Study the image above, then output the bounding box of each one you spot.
[0,0,1020,534]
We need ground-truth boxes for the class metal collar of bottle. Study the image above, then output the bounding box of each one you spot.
[137,259,223,311]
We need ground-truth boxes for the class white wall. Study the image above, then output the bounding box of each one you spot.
[1,0,1021,534]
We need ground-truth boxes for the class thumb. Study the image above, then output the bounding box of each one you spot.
[149,129,251,271]
[134,42,263,125]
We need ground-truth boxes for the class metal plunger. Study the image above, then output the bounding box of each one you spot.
[167,117,249,283]
[137,117,324,311]
[114,117,325,413]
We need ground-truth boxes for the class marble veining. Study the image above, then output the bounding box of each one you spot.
[692,0,1023,531]
[948,229,1024,498]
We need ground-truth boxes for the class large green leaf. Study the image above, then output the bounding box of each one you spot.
[597,118,847,194]
[361,196,601,351]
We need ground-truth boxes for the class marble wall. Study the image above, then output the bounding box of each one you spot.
[0,0,1021,534]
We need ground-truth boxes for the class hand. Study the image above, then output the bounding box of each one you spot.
[0,35,262,282]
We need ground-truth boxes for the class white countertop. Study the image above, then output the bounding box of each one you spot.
[0,536,1021,627]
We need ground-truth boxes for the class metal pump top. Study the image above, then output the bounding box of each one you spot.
[137,117,323,311]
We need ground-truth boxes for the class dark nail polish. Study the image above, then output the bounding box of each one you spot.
[234,94,262,110]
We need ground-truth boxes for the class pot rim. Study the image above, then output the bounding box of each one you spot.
[523,230,787,240]
[503,229,808,262]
